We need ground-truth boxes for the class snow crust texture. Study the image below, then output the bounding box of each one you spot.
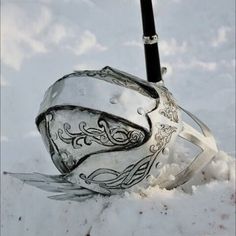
[2,150,235,236]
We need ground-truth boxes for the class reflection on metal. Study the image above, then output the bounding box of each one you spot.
[8,67,218,201]
[143,34,158,44]
[158,86,179,123]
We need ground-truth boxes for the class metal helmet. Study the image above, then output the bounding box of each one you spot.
[8,66,218,201]
[36,66,182,195]
[7,0,218,201]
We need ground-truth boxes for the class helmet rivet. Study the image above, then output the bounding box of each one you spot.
[162,147,169,156]
[109,97,118,104]
[137,107,145,115]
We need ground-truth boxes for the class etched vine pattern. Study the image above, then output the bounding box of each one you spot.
[159,86,179,123]
[79,124,177,190]
[57,119,145,149]
[59,149,77,170]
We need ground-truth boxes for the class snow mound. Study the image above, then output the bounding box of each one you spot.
[2,149,235,236]
[86,150,235,236]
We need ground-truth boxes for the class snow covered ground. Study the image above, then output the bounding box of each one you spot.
[1,0,235,235]
[1,149,235,236]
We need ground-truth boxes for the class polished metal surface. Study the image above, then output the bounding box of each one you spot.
[8,67,218,201]
[143,34,158,44]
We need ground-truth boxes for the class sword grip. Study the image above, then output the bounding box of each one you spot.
[140,0,162,83]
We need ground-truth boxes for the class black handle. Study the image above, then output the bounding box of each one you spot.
[140,0,162,83]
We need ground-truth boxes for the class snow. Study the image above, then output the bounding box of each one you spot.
[1,149,235,236]
[1,0,235,236]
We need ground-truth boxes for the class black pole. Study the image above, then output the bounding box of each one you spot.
[140,0,162,82]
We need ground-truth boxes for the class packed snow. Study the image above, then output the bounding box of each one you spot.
[2,148,235,236]
[1,0,235,236]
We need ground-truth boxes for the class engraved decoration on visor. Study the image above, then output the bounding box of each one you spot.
[7,67,218,201]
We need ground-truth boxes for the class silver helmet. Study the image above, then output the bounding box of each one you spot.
[9,67,218,201]
[7,0,218,201]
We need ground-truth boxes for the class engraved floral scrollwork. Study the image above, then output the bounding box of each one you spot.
[149,124,177,153]
[79,124,177,191]
[159,86,179,123]
[59,149,77,170]
[58,119,145,149]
